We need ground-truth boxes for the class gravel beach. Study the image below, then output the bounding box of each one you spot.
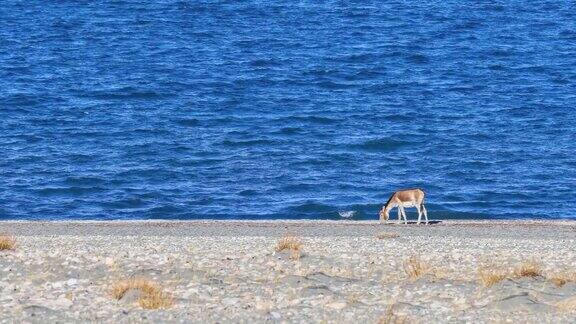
[0,220,574,323]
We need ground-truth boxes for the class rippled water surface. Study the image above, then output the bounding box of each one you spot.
[1,1,575,220]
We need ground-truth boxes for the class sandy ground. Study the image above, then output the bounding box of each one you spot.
[0,220,574,323]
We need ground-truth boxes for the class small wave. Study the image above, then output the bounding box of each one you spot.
[174,118,200,127]
[278,127,301,135]
[480,3,505,12]
[347,69,385,81]
[430,210,494,219]
[330,53,379,64]
[276,183,315,193]
[290,158,332,166]
[559,29,576,39]
[315,81,355,90]
[406,54,429,64]
[221,139,274,147]
[81,87,163,100]
[249,59,281,67]
[486,49,515,57]
[64,176,106,186]
[351,138,413,152]
[238,189,258,197]
[179,158,226,167]
[9,134,43,143]
[100,197,147,209]
[115,169,183,180]
[488,64,506,70]
[1,94,41,107]
[383,114,412,122]
[453,20,483,31]
[35,187,105,197]
[145,205,186,218]
[286,202,336,214]
[338,210,356,218]
[286,116,342,125]
[447,85,485,93]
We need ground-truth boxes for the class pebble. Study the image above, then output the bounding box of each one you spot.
[326,302,347,310]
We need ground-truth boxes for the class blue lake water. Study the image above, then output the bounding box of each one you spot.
[1,1,575,220]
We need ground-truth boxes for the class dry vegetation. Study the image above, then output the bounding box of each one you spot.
[111,278,173,309]
[376,232,400,239]
[548,271,576,287]
[403,256,429,280]
[478,268,507,287]
[378,303,407,324]
[0,235,16,251]
[478,261,545,287]
[555,296,576,313]
[513,261,542,278]
[275,235,303,260]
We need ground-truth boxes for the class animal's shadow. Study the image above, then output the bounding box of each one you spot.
[383,220,442,225]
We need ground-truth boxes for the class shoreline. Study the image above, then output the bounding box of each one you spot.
[0,219,573,237]
[1,219,573,223]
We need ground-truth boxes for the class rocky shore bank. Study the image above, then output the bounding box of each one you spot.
[0,220,574,323]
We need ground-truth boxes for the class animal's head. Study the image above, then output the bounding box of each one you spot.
[379,205,389,221]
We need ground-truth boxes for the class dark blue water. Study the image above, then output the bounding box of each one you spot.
[1,1,575,220]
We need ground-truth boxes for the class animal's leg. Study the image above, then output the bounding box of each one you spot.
[397,206,402,223]
[401,206,408,224]
[422,204,428,224]
[416,205,422,225]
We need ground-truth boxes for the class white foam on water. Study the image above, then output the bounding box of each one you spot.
[338,210,356,218]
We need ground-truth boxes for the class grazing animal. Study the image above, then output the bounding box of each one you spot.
[379,188,428,224]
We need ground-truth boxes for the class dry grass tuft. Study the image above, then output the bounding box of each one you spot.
[0,235,16,251]
[513,261,542,278]
[555,296,576,313]
[378,303,407,324]
[111,278,173,309]
[403,256,428,280]
[549,271,576,287]
[550,277,567,287]
[276,235,303,260]
[478,261,544,287]
[376,232,400,239]
[139,288,174,309]
[478,268,507,287]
